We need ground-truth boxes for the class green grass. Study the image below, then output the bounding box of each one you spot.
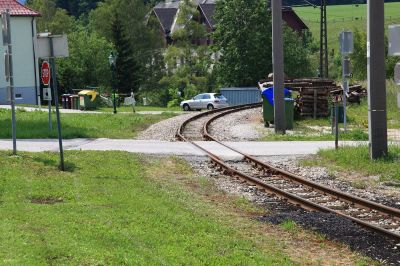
[294,3,400,51]
[0,151,293,265]
[305,145,400,182]
[262,81,400,141]
[0,109,176,139]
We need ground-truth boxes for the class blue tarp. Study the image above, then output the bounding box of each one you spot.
[261,87,292,106]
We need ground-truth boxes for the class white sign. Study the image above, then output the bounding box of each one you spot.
[339,31,354,55]
[35,35,69,58]
[388,25,400,56]
[394,63,400,85]
[1,11,10,46]
[43,87,52,101]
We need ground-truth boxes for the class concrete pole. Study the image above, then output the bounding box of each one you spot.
[367,0,388,159]
[272,0,286,134]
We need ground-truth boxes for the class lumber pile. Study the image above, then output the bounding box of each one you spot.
[330,84,367,104]
[286,78,338,118]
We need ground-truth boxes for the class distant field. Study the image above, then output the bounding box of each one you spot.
[294,3,400,50]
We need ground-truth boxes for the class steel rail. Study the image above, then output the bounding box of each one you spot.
[201,108,400,241]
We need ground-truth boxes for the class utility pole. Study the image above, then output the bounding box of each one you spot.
[367,0,387,159]
[319,0,328,78]
[2,10,16,155]
[272,0,286,134]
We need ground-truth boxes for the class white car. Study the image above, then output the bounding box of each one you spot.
[180,93,229,111]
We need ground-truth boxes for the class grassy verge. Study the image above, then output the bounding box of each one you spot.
[302,145,400,182]
[0,109,176,139]
[262,81,399,141]
[0,151,371,265]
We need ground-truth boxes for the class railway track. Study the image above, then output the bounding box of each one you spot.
[176,103,400,242]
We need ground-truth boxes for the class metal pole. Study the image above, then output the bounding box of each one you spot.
[342,62,348,132]
[48,97,52,131]
[112,67,117,114]
[367,0,388,159]
[8,44,16,155]
[272,0,286,134]
[335,103,339,149]
[6,9,17,155]
[49,37,65,170]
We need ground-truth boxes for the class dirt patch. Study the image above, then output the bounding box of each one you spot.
[29,196,64,205]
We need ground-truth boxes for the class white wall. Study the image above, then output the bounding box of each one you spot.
[0,16,38,104]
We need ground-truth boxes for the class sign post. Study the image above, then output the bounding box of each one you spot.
[2,10,16,155]
[339,31,354,133]
[41,61,52,131]
[36,32,68,171]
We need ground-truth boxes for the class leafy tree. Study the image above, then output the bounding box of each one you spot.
[27,0,76,34]
[213,0,272,87]
[56,27,113,92]
[214,0,315,86]
[283,26,313,78]
[159,0,213,106]
[89,0,163,96]
[350,28,367,80]
[111,16,142,94]
[55,0,102,18]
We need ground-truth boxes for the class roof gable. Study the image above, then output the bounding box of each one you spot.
[0,0,40,17]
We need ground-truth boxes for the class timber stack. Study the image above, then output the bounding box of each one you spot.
[285,78,338,118]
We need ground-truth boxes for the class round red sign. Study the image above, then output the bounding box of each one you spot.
[41,61,51,86]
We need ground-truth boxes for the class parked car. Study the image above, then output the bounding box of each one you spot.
[180,93,229,111]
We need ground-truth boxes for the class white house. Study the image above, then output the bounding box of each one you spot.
[0,0,40,105]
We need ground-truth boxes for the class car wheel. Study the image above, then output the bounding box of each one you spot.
[207,104,214,110]
[183,104,191,111]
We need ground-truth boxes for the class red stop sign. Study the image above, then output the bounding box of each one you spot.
[41,61,51,86]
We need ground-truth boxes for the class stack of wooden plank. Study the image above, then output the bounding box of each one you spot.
[330,84,367,104]
[285,78,338,118]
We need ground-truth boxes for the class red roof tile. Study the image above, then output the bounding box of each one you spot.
[0,0,40,17]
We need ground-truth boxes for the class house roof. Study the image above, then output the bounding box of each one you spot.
[282,6,308,31]
[198,3,215,28]
[153,7,178,33]
[0,0,40,17]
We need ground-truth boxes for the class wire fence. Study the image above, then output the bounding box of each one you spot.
[303,16,400,24]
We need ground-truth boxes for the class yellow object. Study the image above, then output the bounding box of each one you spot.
[78,90,98,102]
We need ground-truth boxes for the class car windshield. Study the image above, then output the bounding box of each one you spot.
[214,94,227,100]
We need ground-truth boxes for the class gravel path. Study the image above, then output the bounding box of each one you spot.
[210,107,264,141]
[137,108,264,142]
[136,112,199,141]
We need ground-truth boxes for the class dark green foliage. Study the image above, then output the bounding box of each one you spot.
[111,16,142,94]
[214,0,314,87]
[55,0,102,17]
[283,27,313,78]
[213,0,272,87]
[56,27,113,92]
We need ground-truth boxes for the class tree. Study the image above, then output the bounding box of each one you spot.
[112,16,142,94]
[56,27,114,92]
[283,27,313,77]
[27,0,76,34]
[214,0,315,86]
[159,0,213,106]
[89,0,163,95]
[213,0,272,87]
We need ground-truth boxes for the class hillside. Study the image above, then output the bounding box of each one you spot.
[284,0,399,6]
[294,2,400,51]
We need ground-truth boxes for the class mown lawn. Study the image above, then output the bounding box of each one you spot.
[0,109,176,139]
[0,151,295,265]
